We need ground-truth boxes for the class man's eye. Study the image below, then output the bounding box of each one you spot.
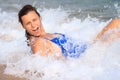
[26,22,30,26]
[33,18,37,22]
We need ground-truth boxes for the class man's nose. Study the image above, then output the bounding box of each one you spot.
[31,22,36,28]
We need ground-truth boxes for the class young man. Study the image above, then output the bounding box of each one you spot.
[18,5,120,58]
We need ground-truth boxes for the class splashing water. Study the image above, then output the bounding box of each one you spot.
[0,1,120,80]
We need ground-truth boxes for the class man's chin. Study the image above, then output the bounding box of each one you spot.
[33,34,41,37]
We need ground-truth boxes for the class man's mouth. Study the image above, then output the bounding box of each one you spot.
[33,27,39,32]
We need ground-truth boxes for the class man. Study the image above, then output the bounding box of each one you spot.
[18,4,120,58]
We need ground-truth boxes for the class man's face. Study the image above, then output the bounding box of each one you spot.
[21,11,43,37]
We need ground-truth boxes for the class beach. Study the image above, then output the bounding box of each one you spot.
[0,65,26,80]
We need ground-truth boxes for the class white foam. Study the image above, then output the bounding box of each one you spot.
[0,8,120,80]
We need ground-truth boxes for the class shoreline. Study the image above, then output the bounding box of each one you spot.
[0,64,26,80]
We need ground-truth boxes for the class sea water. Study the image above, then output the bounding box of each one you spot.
[0,0,120,80]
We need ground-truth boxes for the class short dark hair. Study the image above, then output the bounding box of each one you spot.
[18,4,40,25]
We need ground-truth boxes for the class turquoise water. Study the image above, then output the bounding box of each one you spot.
[0,0,120,19]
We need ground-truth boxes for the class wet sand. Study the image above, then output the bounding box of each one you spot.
[0,64,26,80]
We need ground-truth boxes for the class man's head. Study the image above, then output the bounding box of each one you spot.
[18,5,40,25]
[18,5,45,37]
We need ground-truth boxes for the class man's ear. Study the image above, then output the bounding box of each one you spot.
[22,25,25,29]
